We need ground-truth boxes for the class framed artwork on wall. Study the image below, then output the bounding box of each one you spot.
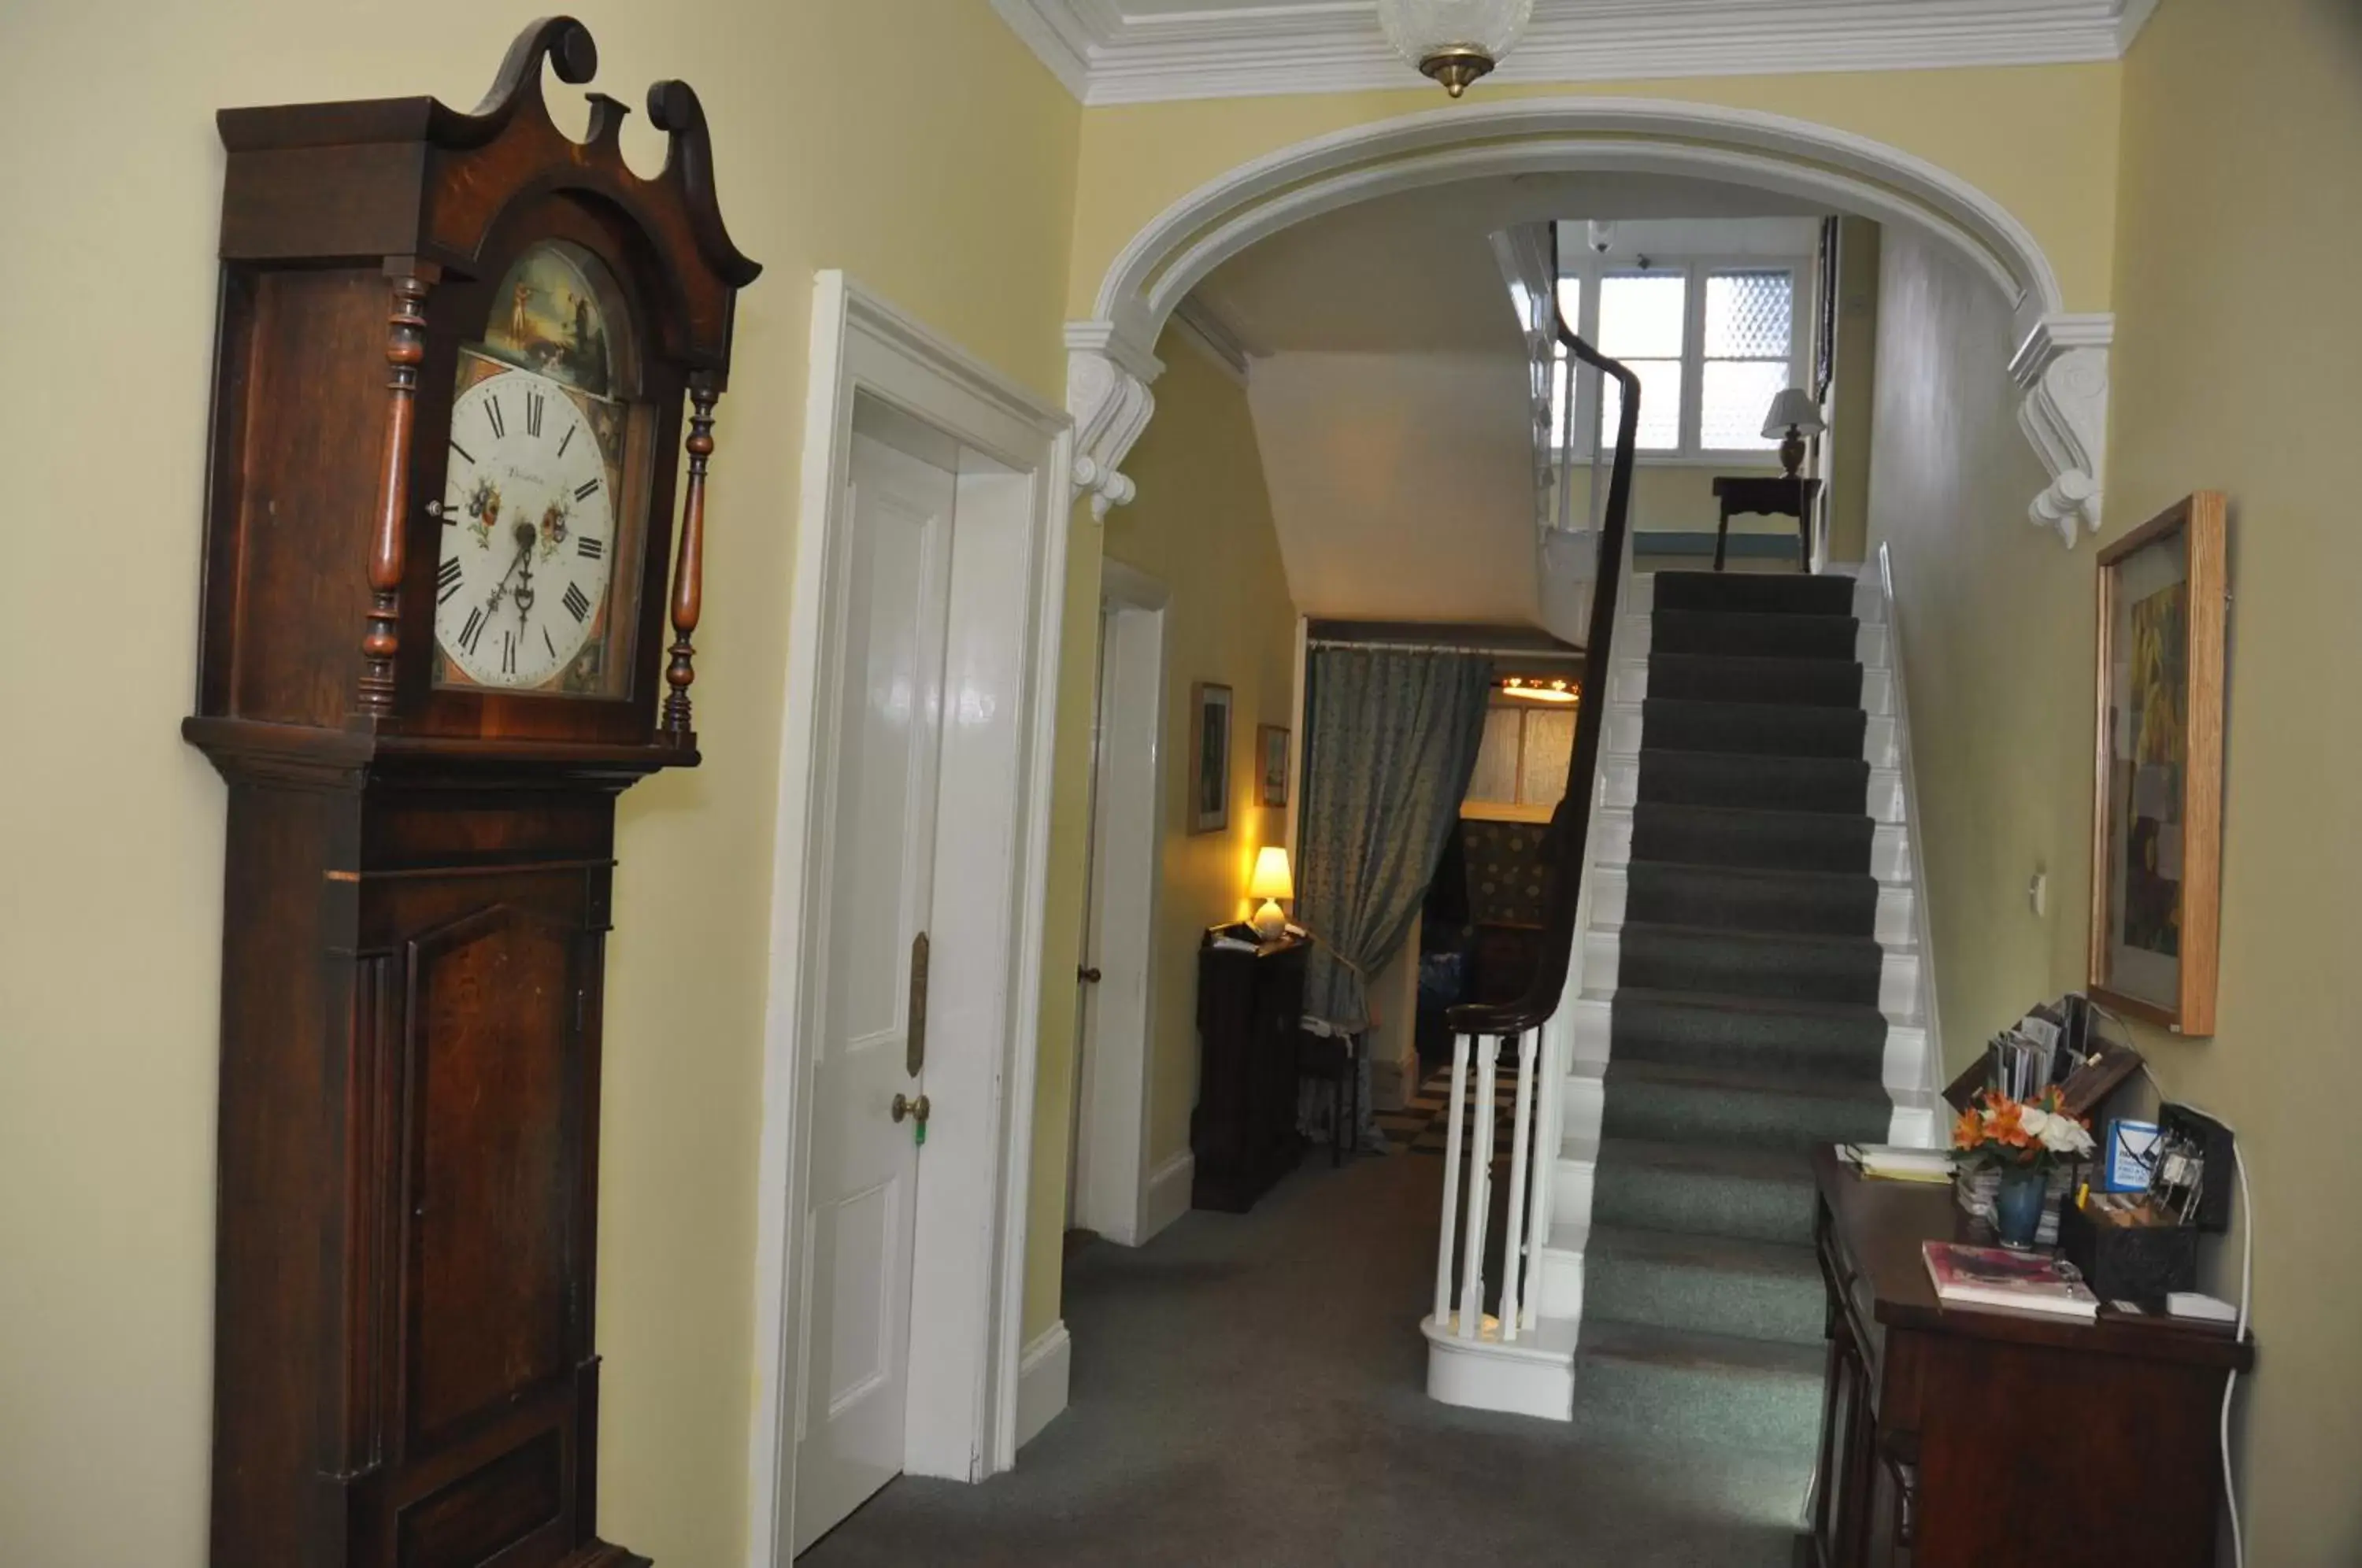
[1190,682,1234,834]
[2088,492,2227,1035]
[1257,723,1291,809]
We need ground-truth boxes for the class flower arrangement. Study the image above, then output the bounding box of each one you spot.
[1951,1085,2097,1170]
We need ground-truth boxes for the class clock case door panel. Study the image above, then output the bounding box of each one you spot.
[205,760,639,1568]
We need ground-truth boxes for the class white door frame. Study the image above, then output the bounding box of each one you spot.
[1071,560,1170,1244]
[749,272,1072,1565]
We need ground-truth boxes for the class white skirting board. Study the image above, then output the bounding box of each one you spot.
[1139,1151,1195,1245]
[1015,1321,1072,1452]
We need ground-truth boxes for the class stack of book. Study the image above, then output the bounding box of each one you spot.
[1923,1241,2100,1320]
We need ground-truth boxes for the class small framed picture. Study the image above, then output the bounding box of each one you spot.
[1189,682,1233,835]
[1257,724,1291,809]
[2088,492,2226,1035]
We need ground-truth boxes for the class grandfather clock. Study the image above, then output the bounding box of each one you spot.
[183,21,757,1566]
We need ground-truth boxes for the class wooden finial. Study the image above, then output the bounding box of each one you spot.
[662,383,720,745]
[356,262,437,722]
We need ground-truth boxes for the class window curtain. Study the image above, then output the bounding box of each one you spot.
[1297,647,1494,1035]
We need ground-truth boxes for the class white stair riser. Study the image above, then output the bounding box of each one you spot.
[1608,661,1894,716]
[1535,1242,1584,1318]
[1584,930,1921,1018]
[1563,996,1931,1096]
[1604,703,1897,768]
[1591,864,1918,945]
[1618,615,1891,671]
[1550,1158,1594,1233]
[1596,806,1912,882]
[1601,756,1905,823]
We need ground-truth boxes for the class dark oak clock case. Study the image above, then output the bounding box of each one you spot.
[182,22,757,1567]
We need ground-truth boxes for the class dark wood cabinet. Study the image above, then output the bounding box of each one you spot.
[184,24,757,1566]
[1805,1148,2253,1568]
[1190,934,1307,1212]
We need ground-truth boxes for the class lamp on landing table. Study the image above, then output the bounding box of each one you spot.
[1761,386,1827,481]
[1249,845,1295,941]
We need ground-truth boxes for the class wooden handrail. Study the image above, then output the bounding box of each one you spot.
[1448,233,1640,1037]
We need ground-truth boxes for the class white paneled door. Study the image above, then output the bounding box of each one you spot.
[794,431,957,1554]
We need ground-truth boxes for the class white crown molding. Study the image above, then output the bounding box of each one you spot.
[2012,312,2113,546]
[1168,295,1254,385]
[1066,320,1165,520]
[994,1,2157,107]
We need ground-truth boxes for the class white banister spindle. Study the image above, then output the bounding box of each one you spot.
[1497,1029,1538,1342]
[1457,1033,1501,1339]
[1521,1011,1567,1330]
[1433,1031,1472,1329]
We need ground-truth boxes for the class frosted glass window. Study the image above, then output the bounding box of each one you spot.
[1599,358,1683,453]
[1519,708,1577,806]
[1597,273,1686,358]
[1701,360,1792,450]
[1705,270,1793,357]
[1467,708,1523,805]
[1553,276,1581,336]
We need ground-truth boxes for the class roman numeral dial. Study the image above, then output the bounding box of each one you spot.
[432,364,619,693]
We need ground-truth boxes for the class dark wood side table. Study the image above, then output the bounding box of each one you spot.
[1712,474,1823,572]
[1804,1147,2253,1567]
[1191,931,1307,1211]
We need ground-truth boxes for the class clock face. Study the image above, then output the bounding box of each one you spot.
[435,367,616,690]
[432,239,647,700]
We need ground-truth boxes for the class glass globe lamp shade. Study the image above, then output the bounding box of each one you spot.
[1379,0,1536,96]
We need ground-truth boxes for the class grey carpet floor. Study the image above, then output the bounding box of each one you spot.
[801,1152,1811,1566]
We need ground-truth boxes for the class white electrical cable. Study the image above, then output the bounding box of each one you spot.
[2097,1009,2250,1568]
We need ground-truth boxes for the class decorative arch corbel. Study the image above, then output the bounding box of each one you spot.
[1067,96,2105,542]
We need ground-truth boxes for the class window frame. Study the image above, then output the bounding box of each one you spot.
[1462,697,1579,824]
[1550,254,1812,467]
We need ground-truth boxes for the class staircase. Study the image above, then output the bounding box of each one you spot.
[1424,564,1941,1444]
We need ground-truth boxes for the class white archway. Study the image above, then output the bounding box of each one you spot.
[1067,96,2111,544]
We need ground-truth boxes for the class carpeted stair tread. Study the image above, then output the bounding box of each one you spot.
[1590,1141,1819,1244]
[1642,697,1868,759]
[1623,860,1880,937]
[1579,1316,1828,1381]
[1603,1056,1891,1106]
[1588,1222,1820,1281]
[1572,1319,1828,1452]
[1649,608,1861,662]
[1653,571,1859,617]
[1601,1066,1891,1159]
[1591,1134,1815,1185]
[1642,651,1865,711]
[1583,1224,1826,1345]
[1607,986,1893,1080]
[1630,801,1875,875]
[1616,919,1885,1008]
[1636,749,1872,816]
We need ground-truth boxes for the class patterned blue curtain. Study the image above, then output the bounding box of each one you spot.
[1297,647,1494,1030]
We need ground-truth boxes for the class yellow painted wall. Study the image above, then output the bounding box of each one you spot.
[1868,2,2362,1556]
[1104,335,1300,1174]
[1066,65,2122,322]
[0,4,1078,1563]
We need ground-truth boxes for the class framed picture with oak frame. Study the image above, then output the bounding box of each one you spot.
[1189,682,1233,835]
[2088,491,2227,1035]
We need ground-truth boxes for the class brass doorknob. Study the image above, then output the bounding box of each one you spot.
[1079,966,1103,984]
[891,1093,931,1126]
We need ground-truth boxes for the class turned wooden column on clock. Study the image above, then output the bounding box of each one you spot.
[181,21,759,1566]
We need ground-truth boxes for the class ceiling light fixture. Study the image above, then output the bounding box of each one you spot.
[1501,676,1579,704]
[1379,0,1535,98]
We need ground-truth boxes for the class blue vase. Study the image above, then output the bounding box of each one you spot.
[1995,1164,2048,1250]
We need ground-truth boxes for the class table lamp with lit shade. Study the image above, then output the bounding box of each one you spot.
[1248,845,1295,940]
[1761,387,1827,481]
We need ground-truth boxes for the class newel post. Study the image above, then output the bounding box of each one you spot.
[662,379,720,745]
[356,260,440,721]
